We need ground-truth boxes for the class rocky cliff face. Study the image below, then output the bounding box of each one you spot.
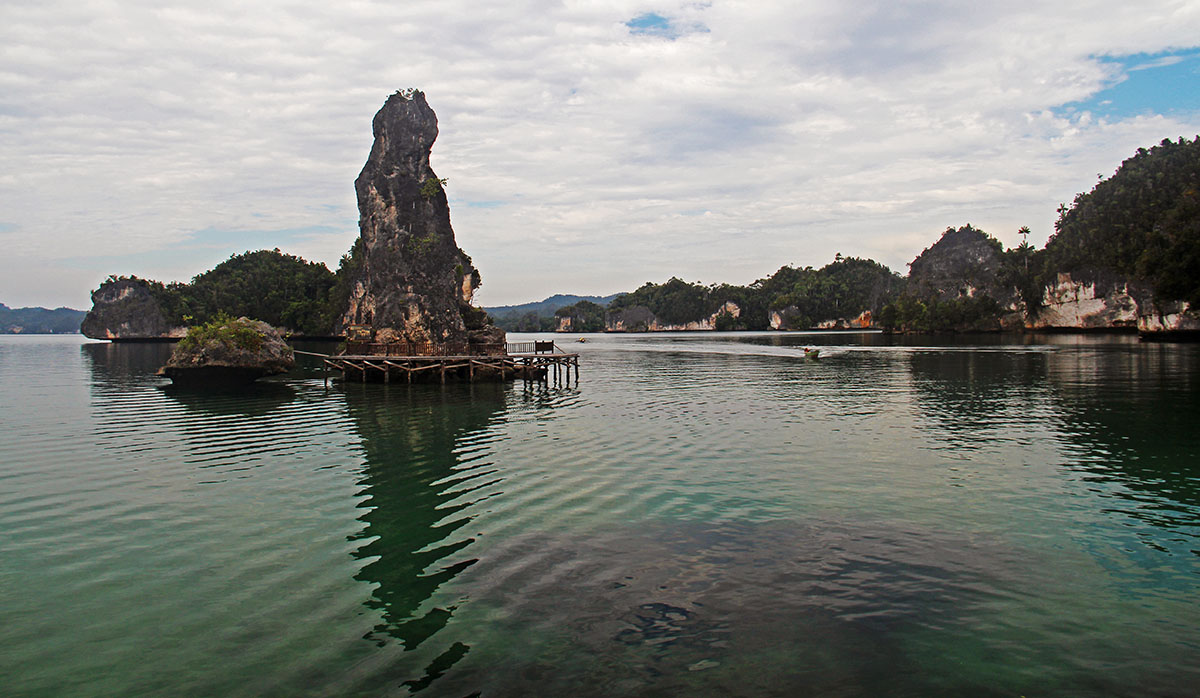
[1028,272,1200,334]
[340,89,504,351]
[81,278,183,340]
[897,225,1023,331]
[769,308,874,330]
[1027,272,1143,330]
[907,225,1013,306]
[606,302,740,332]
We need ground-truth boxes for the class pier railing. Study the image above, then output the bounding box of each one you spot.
[341,339,564,357]
[506,341,559,355]
[344,340,506,356]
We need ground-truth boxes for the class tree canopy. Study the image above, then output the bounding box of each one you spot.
[1044,136,1200,304]
[95,249,343,336]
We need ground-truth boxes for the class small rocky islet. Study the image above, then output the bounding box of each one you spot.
[158,316,294,387]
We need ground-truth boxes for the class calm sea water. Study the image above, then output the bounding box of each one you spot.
[1,331,1197,697]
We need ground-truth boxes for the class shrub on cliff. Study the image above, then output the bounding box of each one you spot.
[177,312,266,353]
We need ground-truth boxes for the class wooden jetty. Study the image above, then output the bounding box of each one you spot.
[299,340,579,385]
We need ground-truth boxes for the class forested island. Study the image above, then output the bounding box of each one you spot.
[82,134,1199,339]
[82,248,352,339]
[553,136,1200,336]
[0,304,86,334]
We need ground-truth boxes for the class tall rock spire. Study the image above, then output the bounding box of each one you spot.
[341,89,502,350]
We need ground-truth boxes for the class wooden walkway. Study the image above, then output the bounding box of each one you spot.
[298,341,579,385]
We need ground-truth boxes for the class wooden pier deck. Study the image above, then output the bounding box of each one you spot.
[300,340,579,384]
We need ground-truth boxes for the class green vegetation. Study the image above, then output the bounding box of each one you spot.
[601,137,1198,336]
[327,238,364,330]
[998,235,1044,313]
[1043,136,1200,305]
[95,249,345,336]
[184,250,338,333]
[420,177,448,199]
[878,225,1013,332]
[496,312,557,332]
[609,277,719,325]
[85,137,1198,337]
[877,295,1003,333]
[177,313,265,353]
[756,256,903,329]
[600,258,902,331]
[554,299,607,332]
[489,294,624,332]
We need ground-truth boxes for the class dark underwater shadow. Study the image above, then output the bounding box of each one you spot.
[423,516,1045,698]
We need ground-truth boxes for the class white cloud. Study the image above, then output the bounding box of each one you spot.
[1,0,1198,307]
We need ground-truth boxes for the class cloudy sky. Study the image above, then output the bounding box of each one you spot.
[2,1,1199,309]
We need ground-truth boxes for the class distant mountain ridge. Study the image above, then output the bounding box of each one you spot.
[1,303,86,334]
[484,294,622,319]
[484,293,623,332]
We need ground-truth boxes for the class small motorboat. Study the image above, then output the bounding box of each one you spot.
[803,347,820,360]
[577,337,588,343]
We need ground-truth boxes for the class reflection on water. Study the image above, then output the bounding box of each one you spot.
[81,340,173,382]
[1,334,1198,696]
[160,382,297,418]
[343,382,506,688]
[909,347,1055,441]
[1045,343,1200,546]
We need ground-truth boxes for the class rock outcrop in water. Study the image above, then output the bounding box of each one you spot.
[159,316,294,386]
[339,89,505,353]
[81,277,184,340]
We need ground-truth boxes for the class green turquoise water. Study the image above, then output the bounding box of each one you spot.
[0,332,1197,696]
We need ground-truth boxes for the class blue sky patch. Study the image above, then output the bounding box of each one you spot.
[627,12,674,37]
[626,12,708,39]
[1057,48,1200,119]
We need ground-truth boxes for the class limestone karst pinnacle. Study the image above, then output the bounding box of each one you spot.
[341,89,504,351]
